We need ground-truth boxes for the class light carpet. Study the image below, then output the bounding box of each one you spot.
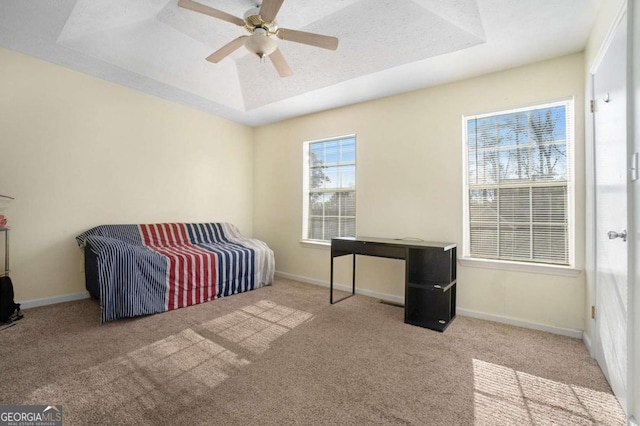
[0,278,626,425]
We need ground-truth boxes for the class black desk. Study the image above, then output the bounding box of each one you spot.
[330,236,457,332]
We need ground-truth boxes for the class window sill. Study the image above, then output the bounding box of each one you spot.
[458,257,581,277]
[300,240,331,250]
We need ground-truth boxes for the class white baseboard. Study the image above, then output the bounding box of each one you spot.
[275,271,405,305]
[275,270,583,339]
[456,308,583,339]
[582,331,593,355]
[19,291,91,309]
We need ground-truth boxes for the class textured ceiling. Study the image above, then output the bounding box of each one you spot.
[0,0,601,125]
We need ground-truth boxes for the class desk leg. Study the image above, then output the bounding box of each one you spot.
[352,254,356,295]
[329,253,356,305]
[330,255,335,304]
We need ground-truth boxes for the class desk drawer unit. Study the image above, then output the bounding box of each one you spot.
[405,247,457,332]
[405,281,456,332]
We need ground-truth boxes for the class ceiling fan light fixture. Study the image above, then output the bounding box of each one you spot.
[244,28,277,59]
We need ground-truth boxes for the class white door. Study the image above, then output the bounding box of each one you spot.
[593,12,628,413]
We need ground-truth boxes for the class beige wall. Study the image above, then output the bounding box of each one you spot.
[254,53,586,332]
[0,47,254,301]
[0,45,589,333]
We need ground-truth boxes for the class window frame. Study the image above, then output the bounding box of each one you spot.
[302,134,357,244]
[461,99,579,275]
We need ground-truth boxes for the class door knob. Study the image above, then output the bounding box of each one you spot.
[608,230,627,242]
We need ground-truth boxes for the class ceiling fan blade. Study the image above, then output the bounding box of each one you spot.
[178,0,245,27]
[259,0,285,22]
[269,48,292,77]
[206,36,248,63]
[276,28,338,50]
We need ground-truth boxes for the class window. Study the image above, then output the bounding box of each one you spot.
[463,99,574,266]
[303,135,356,242]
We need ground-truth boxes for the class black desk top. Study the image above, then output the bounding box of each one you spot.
[332,236,456,251]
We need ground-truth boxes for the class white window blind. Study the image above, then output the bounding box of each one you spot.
[303,135,356,242]
[463,100,574,265]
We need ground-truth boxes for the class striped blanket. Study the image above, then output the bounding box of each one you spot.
[76,223,275,322]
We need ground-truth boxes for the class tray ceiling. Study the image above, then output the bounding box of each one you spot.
[0,0,601,125]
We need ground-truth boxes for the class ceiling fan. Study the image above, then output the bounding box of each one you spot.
[178,0,339,77]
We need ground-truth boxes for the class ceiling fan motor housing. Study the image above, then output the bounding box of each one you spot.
[243,6,278,35]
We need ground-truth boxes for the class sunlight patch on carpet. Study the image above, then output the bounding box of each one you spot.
[200,300,313,354]
[27,329,249,423]
[26,301,313,422]
[472,359,625,425]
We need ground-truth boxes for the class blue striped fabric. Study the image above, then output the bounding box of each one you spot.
[76,223,274,322]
